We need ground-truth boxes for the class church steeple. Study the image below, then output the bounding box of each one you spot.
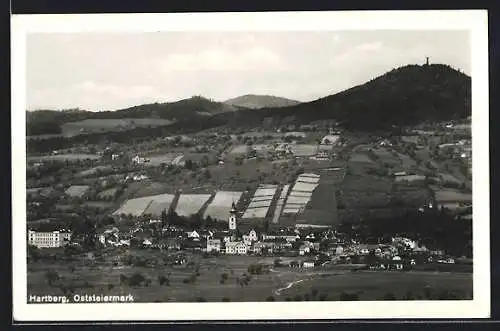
[228,202,237,231]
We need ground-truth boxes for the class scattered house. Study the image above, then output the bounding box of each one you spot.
[320,134,340,145]
[206,239,222,253]
[218,160,225,166]
[225,241,248,255]
[142,238,153,247]
[132,155,149,164]
[133,174,149,181]
[335,246,344,255]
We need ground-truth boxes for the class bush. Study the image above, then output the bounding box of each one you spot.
[221,297,231,302]
[266,296,275,302]
[119,274,128,285]
[128,272,145,287]
[158,275,167,286]
[195,297,207,302]
[107,283,114,290]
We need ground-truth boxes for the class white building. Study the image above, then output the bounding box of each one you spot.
[225,241,247,255]
[242,229,258,246]
[207,239,221,252]
[320,135,339,145]
[28,230,72,248]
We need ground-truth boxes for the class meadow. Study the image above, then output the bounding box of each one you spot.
[27,252,472,302]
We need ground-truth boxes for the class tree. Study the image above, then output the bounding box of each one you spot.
[161,208,168,227]
[266,296,276,302]
[45,270,59,286]
[128,272,146,287]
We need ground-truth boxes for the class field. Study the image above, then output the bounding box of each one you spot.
[27,253,472,302]
[242,185,278,219]
[299,173,341,226]
[272,184,291,224]
[98,188,118,199]
[175,194,211,217]
[27,154,101,162]
[394,175,426,183]
[349,153,373,164]
[147,154,184,166]
[282,173,320,215]
[113,194,175,217]
[432,188,472,203]
[203,191,244,221]
[64,185,90,198]
[290,144,318,157]
[61,118,174,136]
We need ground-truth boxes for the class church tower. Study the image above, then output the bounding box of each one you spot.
[228,202,237,231]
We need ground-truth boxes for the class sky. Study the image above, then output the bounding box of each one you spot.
[26,31,470,111]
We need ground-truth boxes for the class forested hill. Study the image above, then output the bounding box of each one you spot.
[197,63,471,131]
[26,96,245,136]
[27,63,471,138]
[224,94,300,109]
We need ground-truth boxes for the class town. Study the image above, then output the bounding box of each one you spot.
[26,116,473,302]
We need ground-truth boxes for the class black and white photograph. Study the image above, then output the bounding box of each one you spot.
[12,10,490,321]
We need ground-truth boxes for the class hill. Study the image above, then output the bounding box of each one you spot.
[200,64,471,132]
[224,94,300,109]
[26,63,471,142]
[26,96,245,136]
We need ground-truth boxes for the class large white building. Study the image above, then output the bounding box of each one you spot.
[225,241,247,255]
[28,230,72,248]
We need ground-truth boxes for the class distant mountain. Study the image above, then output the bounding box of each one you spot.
[224,94,300,109]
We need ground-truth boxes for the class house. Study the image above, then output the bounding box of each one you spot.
[253,241,274,255]
[132,155,148,164]
[213,231,231,243]
[182,238,206,251]
[303,260,316,268]
[199,230,214,239]
[152,238,181,250]
[206,239,222,252]
[187,230,200,240]
[133,174,149,181]
[225,241,247,255]
[242,229,258,246]
[320,134,340,145]
[142,239,153,247]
